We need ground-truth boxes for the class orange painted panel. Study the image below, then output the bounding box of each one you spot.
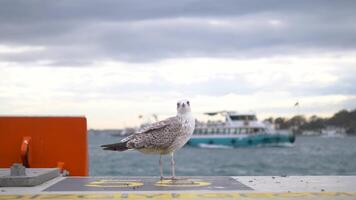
[0,116,88,176]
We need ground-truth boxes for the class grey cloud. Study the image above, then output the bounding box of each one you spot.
[307,71,356,96]
[1,0,355,23]
[0,0,356,64]
[55,70,356,100]
[342,97,356,109]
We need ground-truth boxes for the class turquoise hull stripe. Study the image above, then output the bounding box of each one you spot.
[187,134,295,147]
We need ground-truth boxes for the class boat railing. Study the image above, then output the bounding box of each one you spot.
[193,126,270,135]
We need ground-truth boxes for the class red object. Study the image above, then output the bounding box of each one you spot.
[57,161,65,173]
[0,116,88,176]
[20,136,32,167]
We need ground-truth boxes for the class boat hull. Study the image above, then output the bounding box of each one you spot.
[187,133,295,147]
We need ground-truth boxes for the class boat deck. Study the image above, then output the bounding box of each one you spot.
[1,176,355,199]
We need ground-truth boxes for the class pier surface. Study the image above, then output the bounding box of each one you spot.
[0,176,355,199]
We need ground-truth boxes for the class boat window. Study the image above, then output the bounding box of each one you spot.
[249,115,257,120]
[240,128,248,134]
[230,115,257,121]
[230,116,242,121]
[204,129,208,134]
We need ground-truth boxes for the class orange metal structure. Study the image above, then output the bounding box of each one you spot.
[0,116,88,176]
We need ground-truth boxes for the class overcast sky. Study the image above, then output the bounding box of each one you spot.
[1,0,356,128]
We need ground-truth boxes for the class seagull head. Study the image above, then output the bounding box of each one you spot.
[177,99,191,115]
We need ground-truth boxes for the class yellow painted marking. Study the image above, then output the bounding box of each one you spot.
[126,193,174,199]
[1,192,356,199]
[155,179,211,187]
[85,180,143,188]
[0,195,23,199]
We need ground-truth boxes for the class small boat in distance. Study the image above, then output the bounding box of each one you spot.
[188,111,295,147]
[321,126,346,138]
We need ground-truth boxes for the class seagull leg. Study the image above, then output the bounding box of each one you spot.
[171,152,176,180]
[159,154,164,180]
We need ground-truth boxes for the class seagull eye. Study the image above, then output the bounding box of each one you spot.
[187,101,190,106]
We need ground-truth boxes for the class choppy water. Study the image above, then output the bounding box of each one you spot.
[89,133,356,176]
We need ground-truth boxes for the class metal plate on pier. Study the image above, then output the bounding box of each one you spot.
[0,168,60,187]
[44,176,252,191]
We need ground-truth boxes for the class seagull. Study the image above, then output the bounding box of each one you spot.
[101,100,195,180]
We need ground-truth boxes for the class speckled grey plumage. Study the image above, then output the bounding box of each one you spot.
[122,114,195,155]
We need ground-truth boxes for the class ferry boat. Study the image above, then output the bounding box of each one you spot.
[187,111,295,147]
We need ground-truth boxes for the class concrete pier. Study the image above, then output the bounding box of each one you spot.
[0,176,355,199]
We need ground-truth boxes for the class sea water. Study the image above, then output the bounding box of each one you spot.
[89,133,356,176]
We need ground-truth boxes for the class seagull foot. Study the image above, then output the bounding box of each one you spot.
[160,176,171,181]
[160,176,182,181]
[170,177,188,181]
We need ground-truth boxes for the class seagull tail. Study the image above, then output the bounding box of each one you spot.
[101,141,129,151]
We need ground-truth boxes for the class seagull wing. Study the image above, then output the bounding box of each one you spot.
[124,116,182,150]
[120,118,171,143]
